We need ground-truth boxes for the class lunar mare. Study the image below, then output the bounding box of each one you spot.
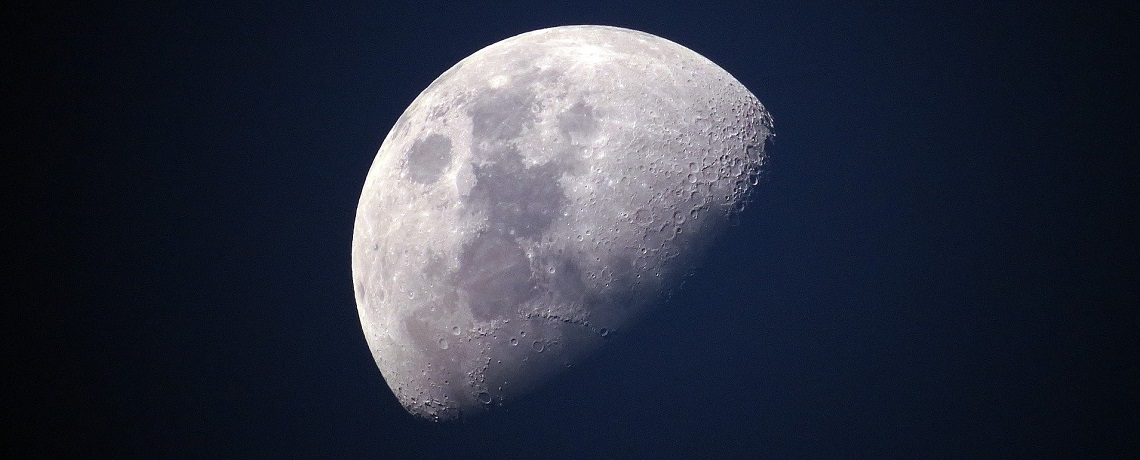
[352,25,772,420]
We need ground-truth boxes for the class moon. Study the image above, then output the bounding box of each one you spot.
[352,25,772,421]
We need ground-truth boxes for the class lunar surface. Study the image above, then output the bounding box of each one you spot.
[352,25,772,421]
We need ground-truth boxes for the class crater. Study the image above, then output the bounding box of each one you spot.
[455,233,536,321]
[405,133,453,184]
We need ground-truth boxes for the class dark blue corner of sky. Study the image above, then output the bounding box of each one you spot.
[12,1,1138,458]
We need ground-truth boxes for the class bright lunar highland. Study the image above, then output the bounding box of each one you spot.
[352,25,772,421]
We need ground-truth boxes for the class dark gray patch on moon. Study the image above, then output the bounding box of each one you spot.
[550,258,599,311]
[468,148,566,239]
[463,66,569,237]
[405,133,453,184]
[557,102,598,144]
[455,233,536,321]
[402,315,456,366]
[467,66,561,142]
[468,84,538,142]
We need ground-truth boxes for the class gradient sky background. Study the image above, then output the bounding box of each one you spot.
[16,1,1137,458]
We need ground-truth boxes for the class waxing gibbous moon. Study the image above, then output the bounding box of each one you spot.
[352,25,772,421]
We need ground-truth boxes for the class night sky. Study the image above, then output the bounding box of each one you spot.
[16,1,1137,458]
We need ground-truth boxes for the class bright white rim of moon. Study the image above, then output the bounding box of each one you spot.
[352,25,772,421]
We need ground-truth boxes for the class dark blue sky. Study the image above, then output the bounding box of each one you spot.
[16,1,1137,458]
